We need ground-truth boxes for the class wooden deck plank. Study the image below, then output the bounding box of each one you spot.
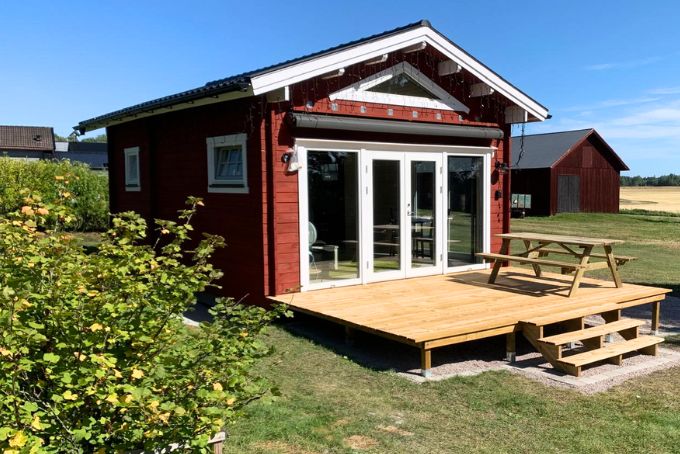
[270,268,670,346]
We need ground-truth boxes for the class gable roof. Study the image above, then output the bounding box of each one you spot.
[511,129,629,171]
[0,126,55,152]
[76,20,549,133]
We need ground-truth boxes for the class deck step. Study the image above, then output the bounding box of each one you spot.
[521,302,623,327]
[539,319,645,346]
[558,335,663,370]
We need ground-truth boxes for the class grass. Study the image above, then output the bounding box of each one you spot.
[224,327,680,453]
[222,212,680,453]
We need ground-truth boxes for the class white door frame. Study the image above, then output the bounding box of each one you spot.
[443,152,492,274]
[295,138,494,292]
[404,152,444,278]
[363,150,406,283]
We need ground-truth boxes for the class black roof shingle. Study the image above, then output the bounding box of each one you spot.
[511,129,628,171]
[0,125,55,152]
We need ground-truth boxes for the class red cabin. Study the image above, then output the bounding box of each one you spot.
[77,20,549,305]
[511,129,629,216]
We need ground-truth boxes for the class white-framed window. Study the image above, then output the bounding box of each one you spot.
[124,146,141,191]
[206,133,248,193]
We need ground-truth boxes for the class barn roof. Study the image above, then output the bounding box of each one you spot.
[76,20,549,133]
[511,129,629,171]
[0,125,55,152]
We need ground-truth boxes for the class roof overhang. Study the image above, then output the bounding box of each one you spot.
[76,21,548,134]
[76,84,253,134]
[250,25,549,121]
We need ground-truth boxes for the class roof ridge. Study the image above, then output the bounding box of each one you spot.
[0,125,54,129]
[204,19,431,88]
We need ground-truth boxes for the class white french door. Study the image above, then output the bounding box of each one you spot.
[296,139,492,292]
[363,151,443,282]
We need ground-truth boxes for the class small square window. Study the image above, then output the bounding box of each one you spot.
[124,147,140,191]
[207,133,248,193]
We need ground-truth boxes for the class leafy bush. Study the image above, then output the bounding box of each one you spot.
[0,190,288,452]
[0,157,108,231]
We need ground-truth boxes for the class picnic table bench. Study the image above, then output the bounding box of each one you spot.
[476,232,636,297]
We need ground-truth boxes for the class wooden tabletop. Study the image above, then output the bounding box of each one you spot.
[497,232,625,247]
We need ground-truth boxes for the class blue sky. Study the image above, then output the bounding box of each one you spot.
[1,1,678,176]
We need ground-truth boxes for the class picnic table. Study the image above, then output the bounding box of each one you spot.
[476,232,635,297]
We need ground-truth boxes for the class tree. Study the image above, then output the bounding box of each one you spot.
[0,188,288,452]
[81,134,107,144]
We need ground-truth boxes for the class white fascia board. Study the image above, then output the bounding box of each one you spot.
[419,29,548,120]
[250,26,549,121]
[250,28,431,95]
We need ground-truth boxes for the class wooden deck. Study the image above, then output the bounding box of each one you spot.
[270,268,670,376]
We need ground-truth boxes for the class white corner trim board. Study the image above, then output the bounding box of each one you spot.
[250,25,549,121]
[329,61,469,113]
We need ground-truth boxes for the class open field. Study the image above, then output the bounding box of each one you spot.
[620,186,680,213]
[221,212,680,453]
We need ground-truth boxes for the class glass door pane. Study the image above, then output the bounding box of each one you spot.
[307,151,359,284]
[372,160,401,273]
[410,160,436,268]
[447,156,484,267]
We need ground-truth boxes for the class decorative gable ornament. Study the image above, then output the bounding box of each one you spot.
[329,62,469,113]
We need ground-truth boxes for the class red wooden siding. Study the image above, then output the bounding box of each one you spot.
[267,108,300,296]
[550,136,621,214]
[107,46,516,301]
[107,99,269,304]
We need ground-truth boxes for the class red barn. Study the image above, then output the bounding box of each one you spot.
[76,20,549,305]
[511,129,628,216]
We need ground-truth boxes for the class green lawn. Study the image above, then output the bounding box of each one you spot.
[223,212,680,453]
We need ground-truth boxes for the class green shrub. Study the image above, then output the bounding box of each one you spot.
[0,191,288,453]
[0,158,108,231]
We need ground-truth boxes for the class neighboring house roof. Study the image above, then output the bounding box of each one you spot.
[0,125,55,152]
[76,20,549,133]
[511,128,629,171]
[55,141,108,169]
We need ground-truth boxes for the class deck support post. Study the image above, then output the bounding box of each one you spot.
[651,301,661,336]
[420,347,432,378]
[505,332,516,362]
[344,326,355,346]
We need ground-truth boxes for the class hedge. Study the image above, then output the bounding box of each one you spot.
[0,157,108,231]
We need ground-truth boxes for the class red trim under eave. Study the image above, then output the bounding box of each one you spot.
[550,129,629,171]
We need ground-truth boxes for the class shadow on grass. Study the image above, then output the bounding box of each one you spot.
[277,313,536,377]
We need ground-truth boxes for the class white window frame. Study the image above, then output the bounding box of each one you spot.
[443,151,492,274]
[329,62,469,113]
[123,146,141,192]
[206,133,248,194]
[296,138,493,292]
